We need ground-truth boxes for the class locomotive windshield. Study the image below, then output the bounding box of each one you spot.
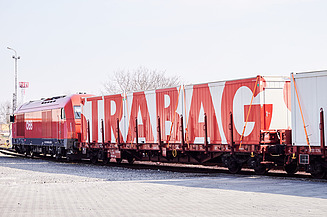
[74,106,81,119]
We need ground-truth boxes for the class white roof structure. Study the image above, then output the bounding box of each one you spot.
[15,95,70,114]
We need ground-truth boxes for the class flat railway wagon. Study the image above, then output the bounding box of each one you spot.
[80,75,291,174]
[288,71,327,178]
[11,94,91,160]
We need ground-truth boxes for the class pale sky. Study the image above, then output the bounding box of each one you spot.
[1,0,327,105]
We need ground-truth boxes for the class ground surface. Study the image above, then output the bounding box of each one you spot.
[0,152,326,217]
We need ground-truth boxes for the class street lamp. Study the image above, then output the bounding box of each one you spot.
[7,47,20,114]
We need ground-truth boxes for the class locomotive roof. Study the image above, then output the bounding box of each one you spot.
[15,95,74,114]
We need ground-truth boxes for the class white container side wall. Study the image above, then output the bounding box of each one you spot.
[121,93,130,143]
[208,81,227,144]
[98,98,104,144]
[291,71,327,146]
[262,76,291,131]
[83,96,105,144]
[144,89,158,143]
[83,99,93,142]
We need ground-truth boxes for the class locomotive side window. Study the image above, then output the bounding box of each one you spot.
[61,108,66,119]
[74,106,81,119]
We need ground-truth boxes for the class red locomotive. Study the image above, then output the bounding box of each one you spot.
[11,72,327,178]
[12,94,92,160]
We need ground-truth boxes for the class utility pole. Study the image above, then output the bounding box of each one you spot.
[7,47,20,114]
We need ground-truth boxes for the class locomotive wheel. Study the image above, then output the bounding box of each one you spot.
[25,147,32,157]
[50,149,55,158]
[55,148,63,161]
[284,163,298,175]
[42,148,47,156]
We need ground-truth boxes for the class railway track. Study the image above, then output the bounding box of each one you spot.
[1,147,326,182]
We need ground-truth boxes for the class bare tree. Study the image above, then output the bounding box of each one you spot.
[0,101,11,124]
[104,66,181,94]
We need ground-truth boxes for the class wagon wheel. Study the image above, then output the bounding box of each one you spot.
[248,157,268,175]
[127,156,135,165]
[254,164,268,175]
[90,155,98,164]
[116,158,122,164]
[310,162,326,179]
[102,156,110,165]
[311,170,326,179]
[228,160,242,174]
[284,163,298,175]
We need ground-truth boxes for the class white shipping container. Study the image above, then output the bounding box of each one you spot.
[83,76,291,145]
[291,70,327,146]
